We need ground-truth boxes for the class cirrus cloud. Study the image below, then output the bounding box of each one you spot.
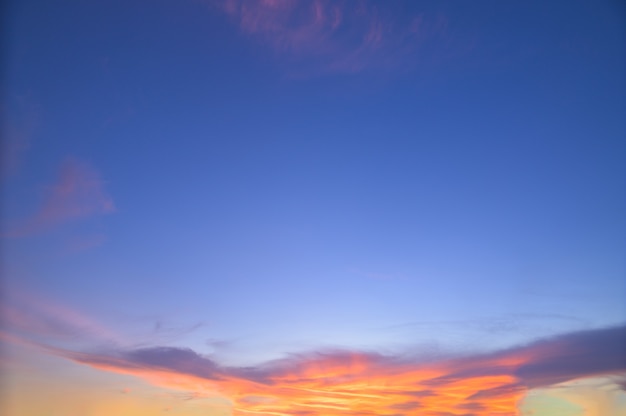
[214,0,457,75]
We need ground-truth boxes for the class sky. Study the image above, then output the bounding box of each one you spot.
[1,0,625,415]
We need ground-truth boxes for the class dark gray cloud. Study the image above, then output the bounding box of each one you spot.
[514,325,626,388]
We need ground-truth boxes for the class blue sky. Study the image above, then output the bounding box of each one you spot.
[2,1,625,414]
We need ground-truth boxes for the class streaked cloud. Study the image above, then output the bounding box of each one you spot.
[0,290,121,349]
[214,0,455,75]
[0,289,208,354]
[4,158,115,238]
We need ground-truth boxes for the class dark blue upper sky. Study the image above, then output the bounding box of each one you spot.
[3,0,625,363]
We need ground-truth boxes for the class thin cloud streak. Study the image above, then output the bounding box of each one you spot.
[214,0,453,75]
[0,290,122,348]
[3,158,115,237]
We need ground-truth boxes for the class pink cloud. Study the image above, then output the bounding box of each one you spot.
[4,158,115,237]
[214,0,453,75]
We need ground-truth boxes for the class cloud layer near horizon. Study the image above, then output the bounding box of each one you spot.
[3,296,624,415]
[57,326,626,415]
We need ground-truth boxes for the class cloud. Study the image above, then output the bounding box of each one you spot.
[4,158,115,237]
[7,317,624,415]
[213,0,455,75]
[2,293,624,414]
[512,326,626,388]
[151,321,206,343]
[0,290,121,348]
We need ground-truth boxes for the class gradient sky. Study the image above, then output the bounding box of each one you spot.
[1,0,625,415]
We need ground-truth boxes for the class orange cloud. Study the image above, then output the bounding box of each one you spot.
[218,353,523,415]
[45,326,626,416]
[4,158,115,237]
[3,293,624,415]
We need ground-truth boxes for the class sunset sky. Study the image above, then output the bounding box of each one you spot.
[1,0,625,415]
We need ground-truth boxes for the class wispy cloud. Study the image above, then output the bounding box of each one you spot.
[0,290,122,348]
[214,0,455,75]
[3,158,115,237]
[382,313,590,352]
[0,289,209,355]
